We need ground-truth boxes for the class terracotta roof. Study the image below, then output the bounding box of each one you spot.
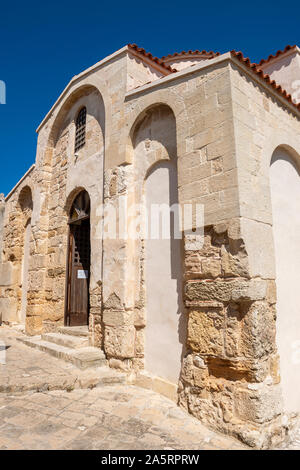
[161,50,220,61]
[257,45,297,67]
[231,50,300,111]
[128,43,299,112]
[128,44,176,74]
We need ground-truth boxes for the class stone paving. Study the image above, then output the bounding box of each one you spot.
[0,326,126,393]
[0,325,246,450]
[0,386,248,450]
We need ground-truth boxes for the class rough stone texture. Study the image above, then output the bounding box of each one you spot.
[0,173,34,324]
[180,223,291,448]
[0,45,299,448]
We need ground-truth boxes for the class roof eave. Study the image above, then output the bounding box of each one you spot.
[5,164,36,202]
[125,51,300,116]
[258,45,298,68]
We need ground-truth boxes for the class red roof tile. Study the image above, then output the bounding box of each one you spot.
[127,43,299,112]
[128,44,176,74]
[231,50,300,111]
[257,45,297,67]
[161,50,220,61]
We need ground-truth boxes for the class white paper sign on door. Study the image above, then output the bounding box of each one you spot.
[77,270,88,279]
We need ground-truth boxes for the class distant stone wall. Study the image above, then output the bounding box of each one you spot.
[0,171,34,324]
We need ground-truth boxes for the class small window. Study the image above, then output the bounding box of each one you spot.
[74,107,87,152]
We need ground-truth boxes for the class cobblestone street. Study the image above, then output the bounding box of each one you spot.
[0,326,247,450]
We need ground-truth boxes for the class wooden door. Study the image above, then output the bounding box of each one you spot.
[66,218,90,326]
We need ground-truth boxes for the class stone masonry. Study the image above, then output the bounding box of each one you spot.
[0,44,300,448]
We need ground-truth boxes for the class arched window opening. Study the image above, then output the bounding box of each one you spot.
[74,107,87,152]
[69,190,90,224]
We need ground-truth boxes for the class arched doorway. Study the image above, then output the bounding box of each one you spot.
[270,147,300,414]
[66,190,91,326]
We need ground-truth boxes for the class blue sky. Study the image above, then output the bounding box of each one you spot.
[0,0,299,195]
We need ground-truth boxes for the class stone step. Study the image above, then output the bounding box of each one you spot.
[57,326,90,338]
[42,332,89,349]
[17,336,107,370]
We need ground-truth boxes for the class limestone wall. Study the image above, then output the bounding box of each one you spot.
[127,53,165,91]
[176,61,300,447]
[1,47,299,448]
[99,60,239,375]
[0,194,5,264]
[0,168,35,323]
[41,89,105,332]
[25,50,130,335]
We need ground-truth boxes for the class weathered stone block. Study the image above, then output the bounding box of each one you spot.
[241,302,276,359]
[234,384,282,424]
[186,279,233,303]
[104,325,135,359]
[186,278,266,304]
[231,279,267,302]
[152,376,178,402]
[26,315,43,335]
[102,309,134,327]
[135,328,144,358]
[221,246,249,278]
[193,366,209,388]
[187,308,225,355]
[201,258,222,278]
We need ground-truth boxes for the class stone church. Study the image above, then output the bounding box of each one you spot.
[0,43,300,448]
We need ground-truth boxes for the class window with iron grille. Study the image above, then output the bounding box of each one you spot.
[74,107,87,152]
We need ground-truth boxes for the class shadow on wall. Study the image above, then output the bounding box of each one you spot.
[147,161,187,367]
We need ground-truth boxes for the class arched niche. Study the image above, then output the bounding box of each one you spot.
[18,186,33,323]
[48,85,105,150]
[270,146,300,414]
[131,104,186,384]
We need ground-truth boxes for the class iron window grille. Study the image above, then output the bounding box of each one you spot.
[74,107,87,152]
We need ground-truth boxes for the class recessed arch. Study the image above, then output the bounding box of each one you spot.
[126,86,187,138]
[129,102,177,143]
[273,144,300,171]
[18,185,33,214]
[125,90,188,166]
[270,144,300,414]
[47,84,106,149]
[20,218,31,324]
[130,102,186,384]
[17,186,33,324]
[131,104,177,179]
